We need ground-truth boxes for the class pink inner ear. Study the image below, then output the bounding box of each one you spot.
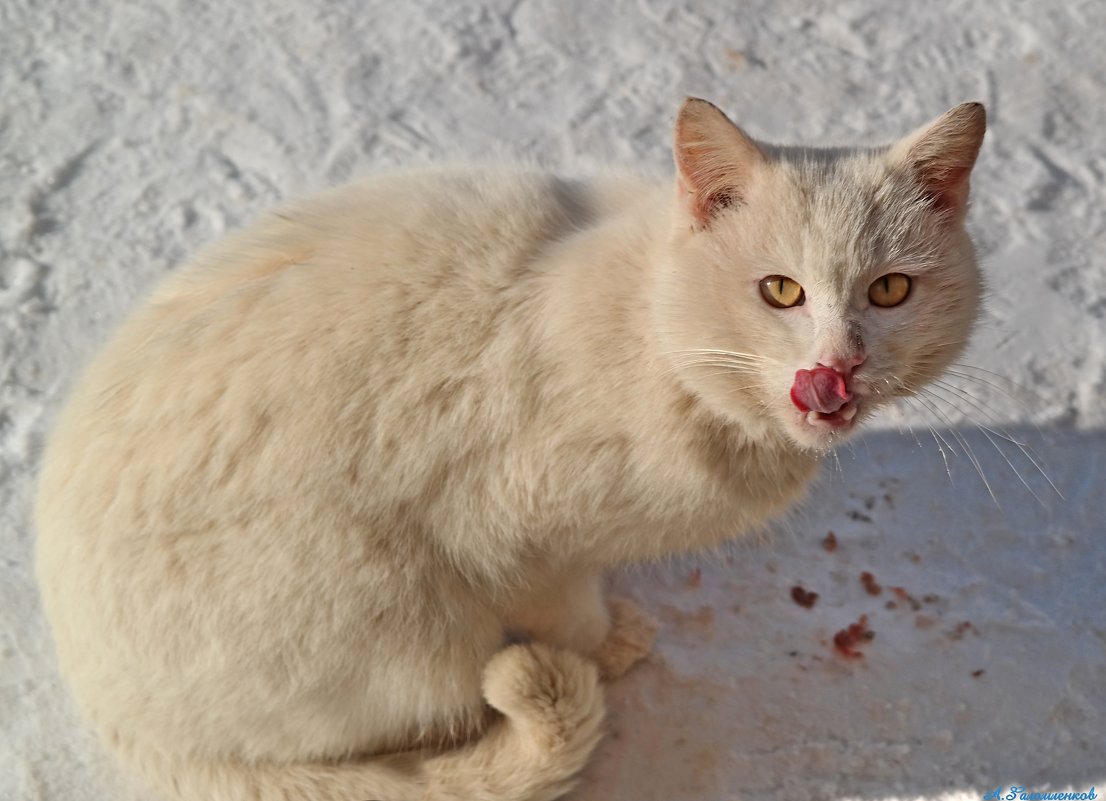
[675,148,736,227]
[687,184,736,225]
[920,163,971,213]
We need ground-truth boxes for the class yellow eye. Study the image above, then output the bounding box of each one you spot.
[869,273,912,307]
[759,275,805,309]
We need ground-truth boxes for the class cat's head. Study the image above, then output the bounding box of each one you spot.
[657,98,986,452]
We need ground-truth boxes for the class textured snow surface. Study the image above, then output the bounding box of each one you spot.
[3,1,1106,799]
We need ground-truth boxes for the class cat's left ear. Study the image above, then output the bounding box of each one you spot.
[673,98,766,229]
[889,102,987,217]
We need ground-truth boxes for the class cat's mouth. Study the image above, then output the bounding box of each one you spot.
[801,401,859,430]
[790,366,860,432]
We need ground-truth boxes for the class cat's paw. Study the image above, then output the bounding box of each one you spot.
[593,597,658,680]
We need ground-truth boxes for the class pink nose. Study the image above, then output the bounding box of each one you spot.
[818,353,866,376]
[791,366,851,414]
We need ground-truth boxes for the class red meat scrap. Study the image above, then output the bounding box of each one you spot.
[833,614,875,659]
[791,585,819,609]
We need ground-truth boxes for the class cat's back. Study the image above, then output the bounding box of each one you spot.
[34,168,636,564]
[158,167,604,312]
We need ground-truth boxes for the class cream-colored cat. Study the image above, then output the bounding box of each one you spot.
[35,98,985,801]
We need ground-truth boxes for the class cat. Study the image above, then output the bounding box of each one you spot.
[35,97,986,801]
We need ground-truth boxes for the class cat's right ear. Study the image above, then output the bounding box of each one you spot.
[673,98,766,229]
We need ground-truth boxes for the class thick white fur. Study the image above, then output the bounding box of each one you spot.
[35,100,985,801]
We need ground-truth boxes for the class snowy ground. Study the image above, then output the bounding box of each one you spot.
[3,1,1106,799]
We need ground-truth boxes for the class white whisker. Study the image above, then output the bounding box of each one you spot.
[949,363,1037,396]
[663,348,771,362]
[926,381,1062,502]
[901,395,957,481]
[909,388,999,505]
[658,359,763,379]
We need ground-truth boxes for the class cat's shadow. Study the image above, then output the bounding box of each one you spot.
[575,426,1105,801]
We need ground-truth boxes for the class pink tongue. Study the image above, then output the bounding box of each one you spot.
[791,367,850,414]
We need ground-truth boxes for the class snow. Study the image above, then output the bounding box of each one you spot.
[3,0,1105,799]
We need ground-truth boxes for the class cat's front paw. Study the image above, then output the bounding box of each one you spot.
[593,597,658,680]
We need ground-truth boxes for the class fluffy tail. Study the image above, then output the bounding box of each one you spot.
[129,644,605,801]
